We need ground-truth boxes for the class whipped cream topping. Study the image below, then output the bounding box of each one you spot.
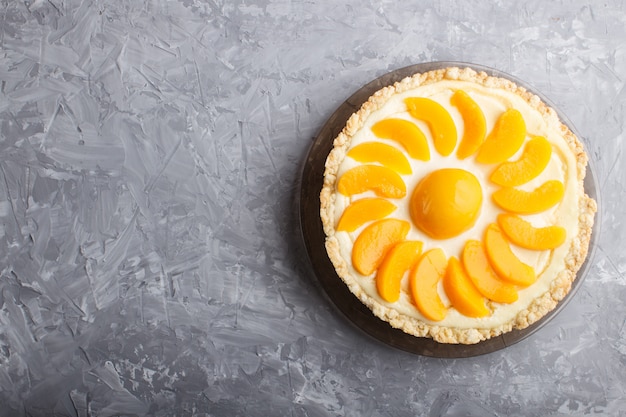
[330,79,581,329]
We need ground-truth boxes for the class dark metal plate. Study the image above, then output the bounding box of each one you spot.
[298,61,599,358]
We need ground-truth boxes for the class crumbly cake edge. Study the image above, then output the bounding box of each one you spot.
[319,66,597,345]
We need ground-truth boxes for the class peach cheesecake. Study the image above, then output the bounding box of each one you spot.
[320,67,596,344]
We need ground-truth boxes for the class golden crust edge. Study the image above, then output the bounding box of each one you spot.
[319,66,597,345]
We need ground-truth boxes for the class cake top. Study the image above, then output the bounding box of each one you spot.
[320,67,596,344]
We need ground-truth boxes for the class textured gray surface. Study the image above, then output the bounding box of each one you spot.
[0,0,624,416]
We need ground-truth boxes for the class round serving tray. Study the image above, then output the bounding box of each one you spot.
[298,61,599,358]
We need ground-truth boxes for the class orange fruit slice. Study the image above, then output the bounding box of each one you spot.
[409,248,448,321]
[347,142,412,175]
[371,118,430,161]
[450,90,487,159]
[490,136,552,186]
[461,240,518,304]
[336,198,397,232]
[352,219,410,276]
[337,165,406,198]
[492,180,564,214]
[484,223,536,286]
[405,97,457,156]
[497,213,566,250]
[444,257,490,318]
[475,109,526,164]
[376,241,423,303]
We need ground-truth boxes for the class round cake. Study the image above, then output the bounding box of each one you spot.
[320,66,597,344]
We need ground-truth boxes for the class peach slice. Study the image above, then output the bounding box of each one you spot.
[352,219,410,276]
[371,118,430,161]
[492,180,564,214]
[497,213,566,250]
[347,142,412,175]
[475,109,526,164]
[461,240,518,304]
[409,248,448,321]
[376,240,423,303]
[337,165,406,199]
[484,223,536,286]
[450,90,487,159]
[443,257,490,318]
[410,168,482,239]
[336,198,397,232]
[405,97,457,156]
[490,136,552,186]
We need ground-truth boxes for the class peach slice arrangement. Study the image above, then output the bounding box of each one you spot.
[334,90,566,321]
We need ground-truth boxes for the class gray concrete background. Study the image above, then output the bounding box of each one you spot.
[0,0,624,416]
